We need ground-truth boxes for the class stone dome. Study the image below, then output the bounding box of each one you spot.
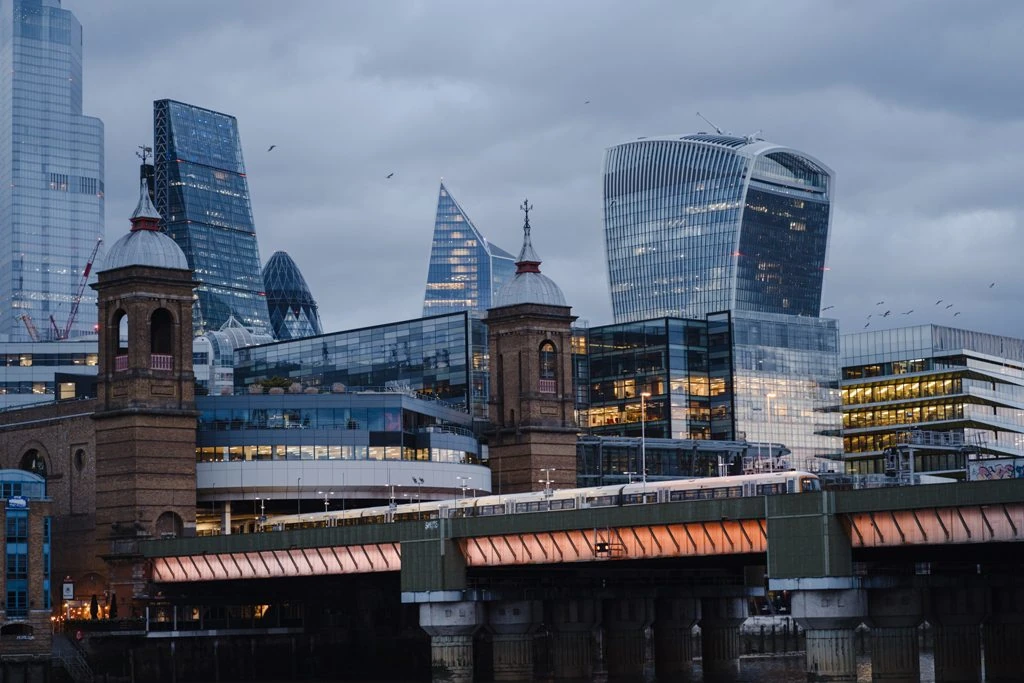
[100,177,190,273]
[491,200,567,308]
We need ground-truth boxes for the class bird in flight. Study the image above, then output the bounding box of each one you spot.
[989,282,996,288]
[866,314,872,319]
[875,300,885,305]
[935,299,943,305]
[822,305,834,311]
[386,172,394,179]
[945,303,954,309]
[863,322,870,328]
[882,310,891,317]
[267,145,276,152]
[954,311,962,317]
[901,309,914,315]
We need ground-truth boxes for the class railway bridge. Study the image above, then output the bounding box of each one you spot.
[139,478,1024,682]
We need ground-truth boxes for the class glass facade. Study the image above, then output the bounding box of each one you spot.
[154,99,270,335]
[262,250,322,340]
[0,339,98,408]
[422,182,516,316]
[579,311,843,472]
[603,134,831,324]
[234,312,490,418]
[841,325,1024,473]
[1,469,46,619]
[0,0,104,341]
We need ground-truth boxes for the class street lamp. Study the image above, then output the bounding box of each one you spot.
[640,391,652,485]
[317,490,334,513]
[388,483,401,511]
[456,476,471,500]
[539,468,555,497]
[412,477,424,514]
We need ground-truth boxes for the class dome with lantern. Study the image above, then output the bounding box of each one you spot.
[491,200,566,308]
[102,177,189,272]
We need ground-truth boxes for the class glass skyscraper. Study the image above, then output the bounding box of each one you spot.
[422,182,516,317]
[603,134,833,323]
[0,0,104,341]
[262,250,322,340]
[154,99,270,335]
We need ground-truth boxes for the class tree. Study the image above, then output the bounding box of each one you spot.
[262,376,293,390]
[89,594,98,620]
[109,592,118,619]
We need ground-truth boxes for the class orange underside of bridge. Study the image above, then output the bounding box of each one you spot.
[149,503,1024,583]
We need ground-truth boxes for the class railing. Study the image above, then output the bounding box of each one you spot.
[151,354,173,371]
[114,355,128,372]
[538,379,557,393]
[52,633,94,683]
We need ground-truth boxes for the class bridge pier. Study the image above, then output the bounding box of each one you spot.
[866,587,923,683]
[419,601,484,683]
[602,596,653,680]
[698,596,745,677]
[653,595,699,678]
[488,600,540,682]
[927,582,985,683]
[549,598,599,680]
[983,581,1024,683]
[792,588,865,682]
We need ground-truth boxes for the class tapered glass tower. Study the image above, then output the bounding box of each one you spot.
[154,99,270,335]
[603,134,833,324]
[422,182,516,317]
[262,250,322,340]
[0,0,104,341]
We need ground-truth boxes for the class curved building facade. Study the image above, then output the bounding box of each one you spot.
[262,250,323,340]
[603,134,833,323]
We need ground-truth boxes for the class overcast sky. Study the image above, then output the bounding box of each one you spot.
[72,0,1024,339]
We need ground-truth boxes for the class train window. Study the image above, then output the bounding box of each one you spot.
[514,501,549,513]
[756,483,784,496]
[801,477,820,492]
[478,505,504,516]
[587,495,617,508]
[550,499,576,510]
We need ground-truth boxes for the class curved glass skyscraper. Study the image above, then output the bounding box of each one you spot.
[422,182,516,317]
[0,0,104,341]
[262,250,322,340]
[154,99,270,335]
[603,134,833,324]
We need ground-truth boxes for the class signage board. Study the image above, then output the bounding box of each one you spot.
[6,496,27,509]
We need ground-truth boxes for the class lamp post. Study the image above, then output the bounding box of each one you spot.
[539,468,555,497]
[317,490,334,513]
[412,477,424,514]
[296,477,302,515]
[640,391,652,485]
[456,476,471,500]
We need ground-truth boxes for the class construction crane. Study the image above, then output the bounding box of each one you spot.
[56,236,103,340]
[17,314,41,342]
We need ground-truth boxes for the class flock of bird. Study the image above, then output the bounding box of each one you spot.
[823,283,997,329]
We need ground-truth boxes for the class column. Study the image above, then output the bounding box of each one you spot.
[866,587,922,683]
[983,582,1024,683]
[653,595,699,679]
[698,597,745,677]
[603,596,653,680]
[792,588,866,682]
[549,598,598,680]
[221,501,232,536]
[927,583,984,683]
[419,601,484,683]
[488,600,540,682]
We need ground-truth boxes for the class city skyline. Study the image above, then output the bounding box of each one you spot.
[61,1,1024,340]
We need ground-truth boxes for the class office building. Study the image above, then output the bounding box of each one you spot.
[581,311,843,472]
[154,99,270,335]
[0,339,98,409]
[422,182,516,317]
[233,311,490,420]
[842,325,1024,476]
[262,250,323,340]
[192,317,274,396]
[603,134,833,323]
[0,0,104,341]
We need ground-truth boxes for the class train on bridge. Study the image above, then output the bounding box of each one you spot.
[265,470,821,531]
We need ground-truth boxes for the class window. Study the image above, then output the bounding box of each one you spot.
[539,341,557,393]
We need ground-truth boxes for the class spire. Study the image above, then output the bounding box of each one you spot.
[515,198,541,273]
[130,174,161,231]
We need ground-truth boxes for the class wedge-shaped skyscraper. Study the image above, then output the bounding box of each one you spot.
[422,182,516,317]
[154,99,271,335]
[603,134,833,323]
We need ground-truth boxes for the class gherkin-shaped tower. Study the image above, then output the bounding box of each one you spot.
[262,251,323,340]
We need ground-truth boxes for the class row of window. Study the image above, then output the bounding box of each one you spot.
[842,378,961,405]
[196,445,472,464]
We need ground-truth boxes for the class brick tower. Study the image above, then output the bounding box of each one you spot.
[91,172,197,611]
[485,200,577,493]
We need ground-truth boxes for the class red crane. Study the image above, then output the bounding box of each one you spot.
[17,314,41,342]
[58,236,103,340]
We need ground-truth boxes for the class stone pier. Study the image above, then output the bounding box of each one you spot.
[792,588,866,682]
[927,582,985,683]
[983,581,1024,683]
[698,596,745,677]
[419,601,484,683]
[866,587,922,683]
[488,600,540,682]
[549,598,599,680]
[653,595,699,678]
[603,596,653,680]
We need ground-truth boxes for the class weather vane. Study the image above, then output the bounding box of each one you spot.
[136,144,152,165]
[520,198,533,235]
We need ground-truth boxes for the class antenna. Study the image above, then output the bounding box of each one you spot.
[136,145,152,164]
[696,112,723,135]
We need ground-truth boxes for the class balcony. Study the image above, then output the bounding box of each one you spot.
[115,355,128,372]
[538,379,556,394]
[151,354,173,371]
